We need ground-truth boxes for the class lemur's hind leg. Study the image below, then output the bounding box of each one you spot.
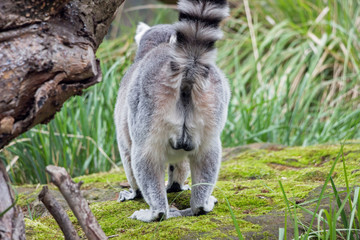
[188,140,221,216]
[167,161,190,193]
[117,148,142,202]
[129,148,182,222]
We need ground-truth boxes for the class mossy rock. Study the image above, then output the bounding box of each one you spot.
[18,142,360,239]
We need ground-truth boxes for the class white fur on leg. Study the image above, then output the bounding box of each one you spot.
[135,22,151,45]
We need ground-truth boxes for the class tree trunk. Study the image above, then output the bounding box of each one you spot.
[0,161,25,240]
[0,0,125,238]
[0,0,125,149]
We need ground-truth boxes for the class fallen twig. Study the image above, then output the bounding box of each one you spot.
[38,186,80,240]
[45,165,107,240]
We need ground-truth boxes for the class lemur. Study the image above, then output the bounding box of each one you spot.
[114,0,230,222]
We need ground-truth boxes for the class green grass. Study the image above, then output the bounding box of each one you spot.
[204,143,359,239]
[275,146,360,240]
[220,0,360,147]
[1,0,360,185]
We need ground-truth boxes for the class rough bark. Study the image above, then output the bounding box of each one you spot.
[0,0,125,149]
[0,161,25,240]
[39,186,80,240]
[46,165,107,240]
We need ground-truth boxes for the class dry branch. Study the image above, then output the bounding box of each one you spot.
[45,165,107,240]
[39,186,80,240]
[0,161,25,240]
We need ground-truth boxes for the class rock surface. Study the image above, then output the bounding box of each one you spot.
[17,142,360,239]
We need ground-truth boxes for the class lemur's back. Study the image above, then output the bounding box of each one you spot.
[114,0,230,222]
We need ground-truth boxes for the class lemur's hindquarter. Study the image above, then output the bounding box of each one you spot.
[114,0,230,222]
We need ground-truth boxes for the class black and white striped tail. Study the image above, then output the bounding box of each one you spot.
[173,0,229,67]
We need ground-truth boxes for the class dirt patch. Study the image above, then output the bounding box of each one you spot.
[268,162,302,171]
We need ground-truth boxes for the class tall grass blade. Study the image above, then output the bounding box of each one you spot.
[330,177,350,232]
[279,228,285,240]
[347,187,360,240]
[303,145,344,239]
[225,198,244,240]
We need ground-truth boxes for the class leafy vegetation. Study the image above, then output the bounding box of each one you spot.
[278,145,360,239]
[221,0,360,147]
[1,0,360,187]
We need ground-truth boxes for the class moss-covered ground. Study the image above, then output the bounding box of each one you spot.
[20,142,360,239]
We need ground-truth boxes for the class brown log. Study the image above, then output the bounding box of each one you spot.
[39,186,80,240]
[45,165,107,240]
[0,0,125,149]
[0,161,25,240]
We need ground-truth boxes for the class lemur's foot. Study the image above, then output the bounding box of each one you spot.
[117,188,142,202]
[194,196,218,215]
[166,182,190,193]
[129,208,182,222]
[181,196,218,216]
[130,209,164,222]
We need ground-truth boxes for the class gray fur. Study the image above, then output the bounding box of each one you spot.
[114,0,230,222]
[167,161,190,193]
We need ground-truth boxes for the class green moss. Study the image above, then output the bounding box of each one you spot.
[25,218,64,239]
[296,170,327,181]
[16,187,42,207]
[74,170,127,185]
[24,142,360,239]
